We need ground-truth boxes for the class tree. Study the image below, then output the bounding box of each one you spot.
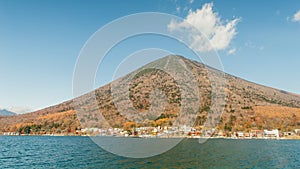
[224,123,232,131]
[23,126,31,134]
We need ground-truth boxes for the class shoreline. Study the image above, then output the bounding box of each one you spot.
[1,134,300,140]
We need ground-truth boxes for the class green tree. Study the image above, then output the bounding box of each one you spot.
[23,126,31,134]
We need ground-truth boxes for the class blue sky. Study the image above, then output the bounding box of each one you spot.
[1,0,300,113]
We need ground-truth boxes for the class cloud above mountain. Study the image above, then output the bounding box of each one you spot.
[168,3,240,52]
[6,106,32,114]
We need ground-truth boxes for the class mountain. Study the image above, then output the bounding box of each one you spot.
[0,55,299,134]
[0,109,16,116]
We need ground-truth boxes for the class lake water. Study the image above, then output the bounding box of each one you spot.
[0,136,299,168]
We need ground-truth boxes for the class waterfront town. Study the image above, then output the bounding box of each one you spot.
[2,125,300,139]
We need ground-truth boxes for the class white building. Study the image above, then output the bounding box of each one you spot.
[264,129,279,138]
[236,132,244,137]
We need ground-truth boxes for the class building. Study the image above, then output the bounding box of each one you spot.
[236,131,244,138]
[250,130,264,138]
[264,129,279,138]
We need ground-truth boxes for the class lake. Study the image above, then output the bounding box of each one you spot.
[0,136,299,168]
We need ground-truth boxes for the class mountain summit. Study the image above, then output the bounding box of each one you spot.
[0,55,299,134]
[0,109,16,116]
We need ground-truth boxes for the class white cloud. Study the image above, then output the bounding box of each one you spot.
[259,46,264,51]
[168,3,240,52]
[292,10,300,22]
[227,48,236,55]
[183,6,188,11]
[189,0,194,4]
[245,41,255,48]
[176,6,181,13]
[245,41,264,51]
[7,106,32,114]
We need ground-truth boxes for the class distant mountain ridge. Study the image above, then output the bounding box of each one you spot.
[0,55,299,134]
[0,109,16,116]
